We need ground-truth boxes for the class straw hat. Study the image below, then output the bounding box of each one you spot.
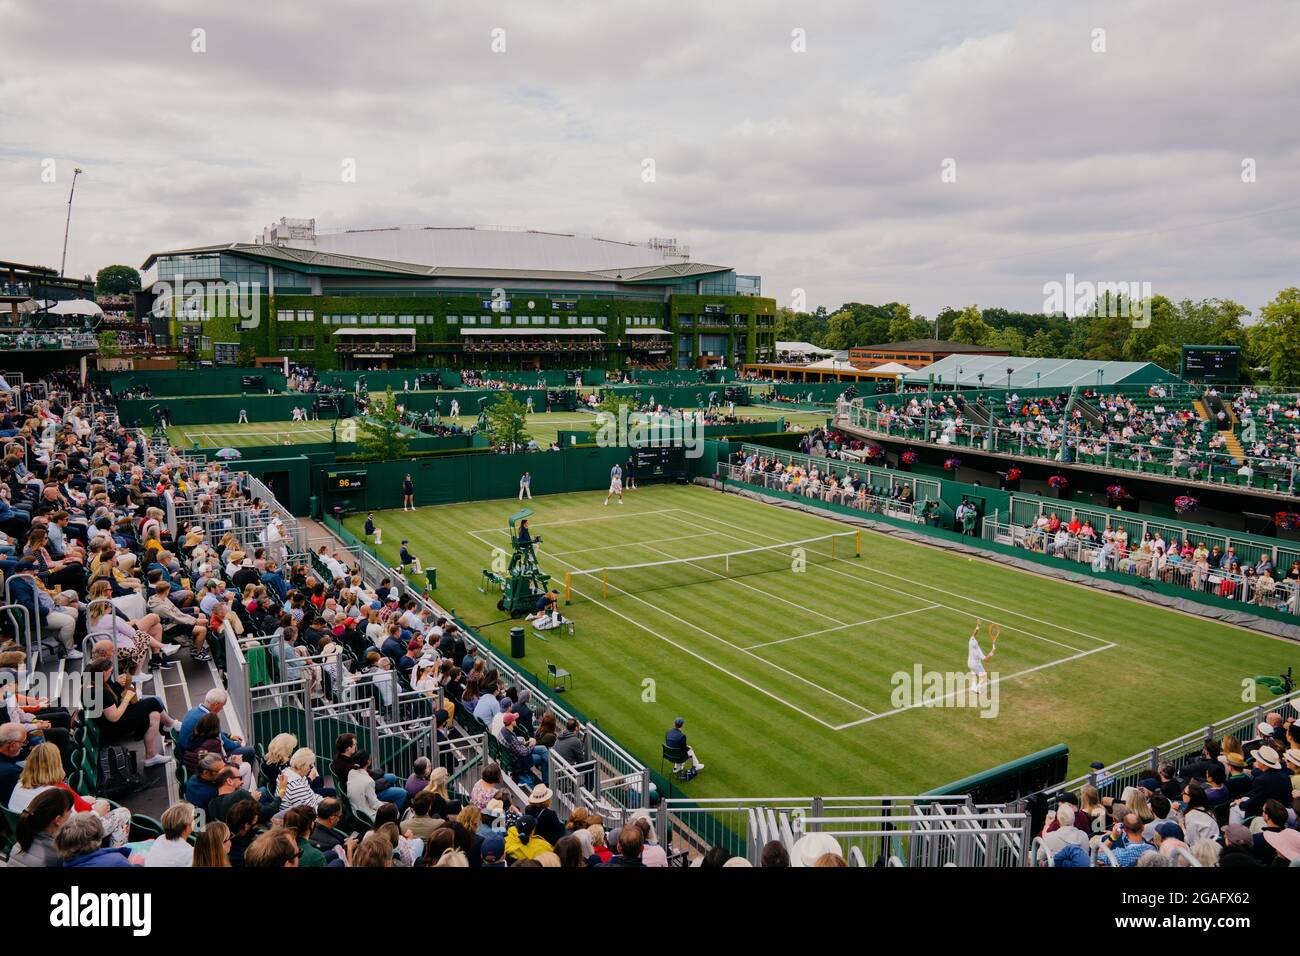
[1252,745,1283,771]
[790,832,843,867]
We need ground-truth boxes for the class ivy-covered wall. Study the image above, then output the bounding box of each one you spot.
[179,290,776,370]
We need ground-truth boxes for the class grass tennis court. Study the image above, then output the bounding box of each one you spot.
[346,484,1293,798]
[167,419,357,449]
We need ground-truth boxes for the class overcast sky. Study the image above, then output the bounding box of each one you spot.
[2,0,1298,318]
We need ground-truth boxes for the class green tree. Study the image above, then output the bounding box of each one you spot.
[1254,288,1300,387]
[1025,328,1062,358]
[982,327,1024,354]
[949,306,992,345]
[96,330,121,357]
[819,310,858,350]
[886,303,927,343]
[485,392,532,452]
[356,386,411,460]
[95,265,141,296]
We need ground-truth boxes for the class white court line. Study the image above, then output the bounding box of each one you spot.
[745,605,941,650]
[469,528,876,724]
[634,538,851,628]
[668,504,1109,656]
[830,643,1116,730]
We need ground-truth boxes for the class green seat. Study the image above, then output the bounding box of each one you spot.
[128,814,164,843]
[79,752,99,793]
[546,662,571,692]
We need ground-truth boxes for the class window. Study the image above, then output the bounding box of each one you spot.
[361,315,377,325]
[581,316,594,326]
[343,314,358,325]
[446,315,459,324]
[297,310,314,322]
[276,310,292,322]
[548,316,559,325]
[596,316,607,325]
[278,336,295,350]
[501,315,512,325]
[567,316,577,325]
[399,314,413,325]
[298,336,315,350]
[462,315,476,325]
[380,314,395,325]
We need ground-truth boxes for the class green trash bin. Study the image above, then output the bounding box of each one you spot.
[425,568,436,592]
[510,626,525,659]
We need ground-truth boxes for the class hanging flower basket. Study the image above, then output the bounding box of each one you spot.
[943,457,962,471]
[1105,484,1127,500]
[1174,495,1198,514]
[1048,475,1069,490]
[1006,467,1022,482]
[1275,511,1300,531]
[865,444,884,460]
[901,450,918,465]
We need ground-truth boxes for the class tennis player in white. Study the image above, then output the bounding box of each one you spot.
[605,463,624,505]
[967,621,994,690]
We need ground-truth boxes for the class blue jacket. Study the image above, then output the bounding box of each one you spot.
[262,571,289,601]
[178,704,239,755]
[65,846,134,868]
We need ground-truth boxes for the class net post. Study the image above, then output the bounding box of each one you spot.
[831,536,836,559]
[602,572,607,598]
[564,572,571,605]
[855,530,861,557]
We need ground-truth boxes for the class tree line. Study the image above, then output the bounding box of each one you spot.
[775,288,1300,386]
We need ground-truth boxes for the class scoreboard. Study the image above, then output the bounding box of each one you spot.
[325,470,367,492]
[632,445,686,479]
[1181,345,1241,383]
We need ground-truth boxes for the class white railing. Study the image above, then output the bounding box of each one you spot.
[983,517,1300,617]
[723,463,924,523]
[843,401,1298,495]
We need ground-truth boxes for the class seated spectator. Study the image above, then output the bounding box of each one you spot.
[144,802,196,867]
[504,814,553,862]
[243,828,300,868]
[598,823,645,867]
[57,812,136,868]
[279,747,326,810]
[193,821,232,867]
[6,787,75,868]
[90,656,180,767]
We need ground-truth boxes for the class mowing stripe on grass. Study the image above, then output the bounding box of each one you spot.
[488,530,880,723]
[746,605,941,650]
[666,504,1114,656]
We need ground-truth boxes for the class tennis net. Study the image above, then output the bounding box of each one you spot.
[560,531,860,603]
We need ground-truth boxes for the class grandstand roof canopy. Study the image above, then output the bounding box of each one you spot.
[775,341,831,355]
[904,354,1182,389]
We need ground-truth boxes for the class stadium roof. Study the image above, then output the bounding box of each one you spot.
[857,338,1006,353]
[141,242,734,285]
[865,361,913,375]
[903,354,1182,389]
[775,341,832,355]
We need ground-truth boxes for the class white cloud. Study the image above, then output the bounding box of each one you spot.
[1,0,1296,317]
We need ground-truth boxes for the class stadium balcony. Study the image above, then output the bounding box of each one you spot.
[0,331,98,351]
[839,393,1299,500]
